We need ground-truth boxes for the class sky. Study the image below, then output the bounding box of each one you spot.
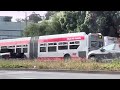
[0,11,47,22]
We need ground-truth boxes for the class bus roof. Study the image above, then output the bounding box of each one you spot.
[39,32,87,40]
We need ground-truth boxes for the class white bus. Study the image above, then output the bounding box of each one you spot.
[37,32,104,60]
[0,32,104,60]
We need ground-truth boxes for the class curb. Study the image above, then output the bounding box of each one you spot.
[0,68,120,74]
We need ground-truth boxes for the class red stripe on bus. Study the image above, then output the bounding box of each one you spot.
[0,40,30,46]
[37,57,64,61]
[37,57,86,61]
[38,36,85,42]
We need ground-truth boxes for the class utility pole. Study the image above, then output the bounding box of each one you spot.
[24,11,28,28]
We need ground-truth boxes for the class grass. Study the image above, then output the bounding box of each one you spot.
[0,59,120,71]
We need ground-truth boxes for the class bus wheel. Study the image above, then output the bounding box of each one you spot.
[64,54,71,61]
[89,55,96,62]
[89,56,100,62]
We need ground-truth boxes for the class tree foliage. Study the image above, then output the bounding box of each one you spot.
[24,11,120,37]
[28,12,42,23]
[45,11,59,20]
[24,23,40,37]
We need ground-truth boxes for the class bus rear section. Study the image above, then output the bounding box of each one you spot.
[37,32,104,61]
[38,33,93,60]
[37,33,86,60]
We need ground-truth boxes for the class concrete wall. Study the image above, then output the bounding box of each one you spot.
[0,16,25,39]
[0,22,25,30]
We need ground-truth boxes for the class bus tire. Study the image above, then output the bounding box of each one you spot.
[89,55,96,61]
[89,55,100,62]
[64,54,71,61]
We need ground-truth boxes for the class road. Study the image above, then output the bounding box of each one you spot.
[0,70,120,79]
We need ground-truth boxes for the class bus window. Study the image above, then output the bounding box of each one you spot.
[23,48,28,53]
[70,42,74,44]
[70,45,79,49]
[75,41,80,44]
[48,46,56,52]
[40,47,46,52]
[8,46,15,48]
[23,45,28,47]
[1,46,7,49]
[48,43,57,46]
[16,48,21,53]
[0,49,12,53]
[54,43,57,45]
[16,45,21,47]
[48,43,53,45]
[91,41,98,48]
[10,49,15,53]
[58,42,63,45]
[63,42,68,45]
[58,42,68,45]
[40,43,46,46]
[58,46,68,50]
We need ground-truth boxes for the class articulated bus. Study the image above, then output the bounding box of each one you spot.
[0,32,104,60]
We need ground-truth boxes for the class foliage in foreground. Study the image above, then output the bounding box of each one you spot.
[0,59,120,71]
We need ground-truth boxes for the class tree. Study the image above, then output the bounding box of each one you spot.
[81,11,120,37]
[47,12,64,34]
[16,18,22,22]
[24,12,63,37]
[95,11,120,37]
[45,11,59,20]
[80,24,89,34]
[24,11,120,37]
[24,23,40,37]
[28,12,42,23]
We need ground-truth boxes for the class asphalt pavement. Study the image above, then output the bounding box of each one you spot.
[0,70,120,79]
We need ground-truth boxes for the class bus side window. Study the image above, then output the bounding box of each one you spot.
[16,45,21,47]
[75,41,80,44]
[1,46,7,49]
[23,48,28,53]
[48,43,57,46]
[16,48,21,53]
[58,42,68,50]
[40,47,46,52]
[48,46,56,52]
[70,42,74,44]
[10,49,15,53]
[69,41,80,49]
[70,45,79,49]
[58,46,68,50]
